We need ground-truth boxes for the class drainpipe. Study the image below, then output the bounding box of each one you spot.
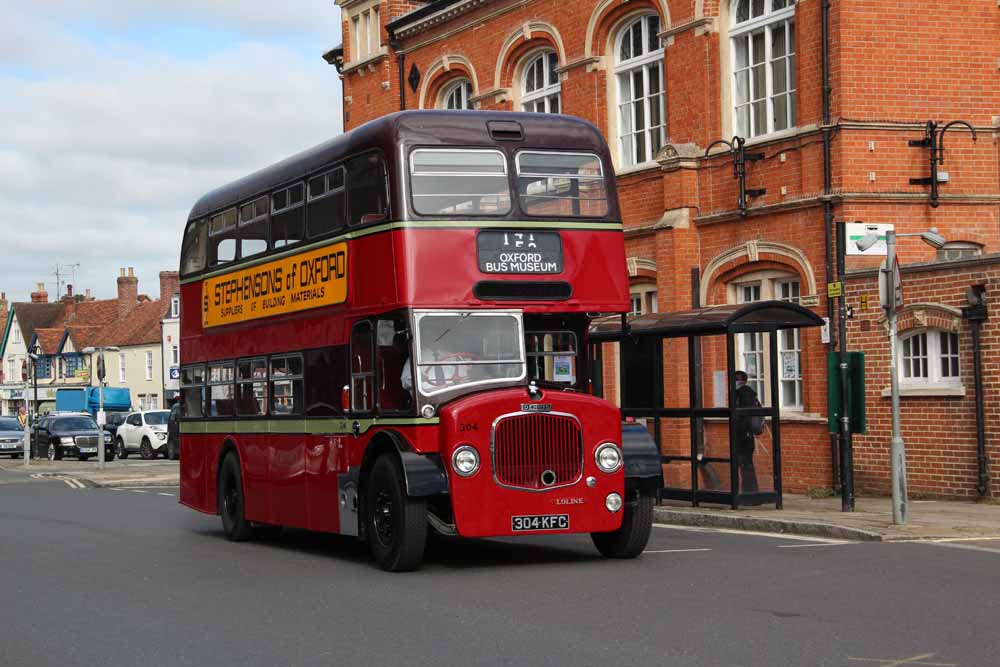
[962,286,989,496]
[821,0,844,501]
[388,29,405,111]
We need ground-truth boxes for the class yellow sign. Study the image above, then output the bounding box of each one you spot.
[827,281,843,298]
[202,242,348,328]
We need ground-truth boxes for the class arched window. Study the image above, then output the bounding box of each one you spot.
[936,241,983,262]
[440,79,474,110]
[729,272,803,410]
[521,51,561,113]
[614,14,666,167]
[900,329,961,386]
[731,0,796,138]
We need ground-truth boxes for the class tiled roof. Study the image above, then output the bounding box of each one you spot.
[64,325,106,352]
[98,299,168,348]
[6,277,173,357]
[34,327,64,355]
[13,302,65,343]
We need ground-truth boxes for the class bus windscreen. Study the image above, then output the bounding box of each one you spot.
[410,149,511,216]
[516,151,608,218]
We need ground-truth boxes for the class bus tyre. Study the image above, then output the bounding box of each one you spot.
[365,454,427,572]
[591,494,654,559]
[116,438,128,459]
[219,453,254,542]
[140,438,154,460]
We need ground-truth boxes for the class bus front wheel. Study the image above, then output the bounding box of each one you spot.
[218,453,254,542]
[364,454,427,572]
[591,493,654,559]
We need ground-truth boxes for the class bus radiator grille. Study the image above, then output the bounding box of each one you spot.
[492,413,583,490]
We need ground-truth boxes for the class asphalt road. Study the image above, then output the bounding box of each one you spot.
[2,471,999,667]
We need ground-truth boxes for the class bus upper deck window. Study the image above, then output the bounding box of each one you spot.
[347,154,388,226]
[208,208,238,266]
[272,183,305,249]
[516,151,609,218]
[410,149,511,216]
[307,167,346,238]
[181,219,207,275]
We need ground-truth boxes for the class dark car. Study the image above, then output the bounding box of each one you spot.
[166,403,180,460]
[102,411,129,439]
[0,417,25,458]
[32,413,115,462]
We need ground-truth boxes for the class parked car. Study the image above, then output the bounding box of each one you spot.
[115,410,171,460]
[0,417,25,458]
[102,411,129,439]
[166,404,180,461]
[32,413,114,461]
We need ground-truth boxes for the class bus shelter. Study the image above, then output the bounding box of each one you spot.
[589,301,824,509]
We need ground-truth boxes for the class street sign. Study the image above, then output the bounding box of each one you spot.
[827,281,843,298]
[878,258,904,311]
[847,222,893,256]
[96,410,106,426]
[169,367,180,380]
[96,353,106,382]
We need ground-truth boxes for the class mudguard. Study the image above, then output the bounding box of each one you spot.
[398,450,449,497]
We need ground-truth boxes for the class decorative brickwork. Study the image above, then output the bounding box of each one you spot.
[335,0,1000,498]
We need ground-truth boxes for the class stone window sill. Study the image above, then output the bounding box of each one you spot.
[615,160,660,177]
[341,48,388,76]
[880,384,966,398]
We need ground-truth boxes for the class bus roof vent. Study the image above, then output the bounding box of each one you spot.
[487,120,523,142]
[474,281,572,301]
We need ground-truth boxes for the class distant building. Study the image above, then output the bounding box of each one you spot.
[161,289,181,407]
[0,269,180,416]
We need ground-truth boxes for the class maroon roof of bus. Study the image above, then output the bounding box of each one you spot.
[187,110,620,222]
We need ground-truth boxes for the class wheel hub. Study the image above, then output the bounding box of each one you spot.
[372,489,394,546]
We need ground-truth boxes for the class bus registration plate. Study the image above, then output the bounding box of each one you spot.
[477,231,562,274]
[511,514,570,532]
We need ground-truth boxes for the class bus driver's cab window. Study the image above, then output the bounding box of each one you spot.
[376,317,411,412]
[351,321,374,413]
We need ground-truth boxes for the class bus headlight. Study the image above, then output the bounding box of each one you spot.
[452,445,480,477]
[595,443,622,473]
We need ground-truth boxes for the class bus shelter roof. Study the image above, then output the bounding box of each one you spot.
[589,300,825,341]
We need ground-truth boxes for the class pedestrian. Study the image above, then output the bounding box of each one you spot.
[734,370,763,494]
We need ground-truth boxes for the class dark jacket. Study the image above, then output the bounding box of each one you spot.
[734,384,759,451]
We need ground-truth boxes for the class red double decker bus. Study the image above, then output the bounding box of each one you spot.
[177,111,661,570]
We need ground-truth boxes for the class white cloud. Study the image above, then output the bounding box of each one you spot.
[0,3,343,302]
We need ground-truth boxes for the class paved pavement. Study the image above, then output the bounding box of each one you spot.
[655,493,1000,541]
[2,469,1000,666]
[0,458,178,487]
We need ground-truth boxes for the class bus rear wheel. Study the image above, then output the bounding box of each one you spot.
[591,493,654,559]
[218,453,254,542]
[365,454,427,572]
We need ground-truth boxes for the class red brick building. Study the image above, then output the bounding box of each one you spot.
[326,0,1000,498]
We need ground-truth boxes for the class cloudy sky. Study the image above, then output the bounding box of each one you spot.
[0,1,342,303]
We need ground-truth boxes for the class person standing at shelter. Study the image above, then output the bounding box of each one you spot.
[734,371,761,493]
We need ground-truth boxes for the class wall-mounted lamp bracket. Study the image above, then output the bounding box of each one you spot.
[705,136,766,217]
[907,120,977,207]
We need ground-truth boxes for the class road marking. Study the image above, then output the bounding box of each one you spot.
[777,541,854,549]
[62,478,85,489]
[928,537,1000,543]
[655,524,849,543]
[847,653,956,666]
[157,492,174,497]
[927,541,1000,555]
[130,489,148,494]
[643,548,712,554]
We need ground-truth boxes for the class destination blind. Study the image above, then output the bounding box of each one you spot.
[202,242,348,328]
